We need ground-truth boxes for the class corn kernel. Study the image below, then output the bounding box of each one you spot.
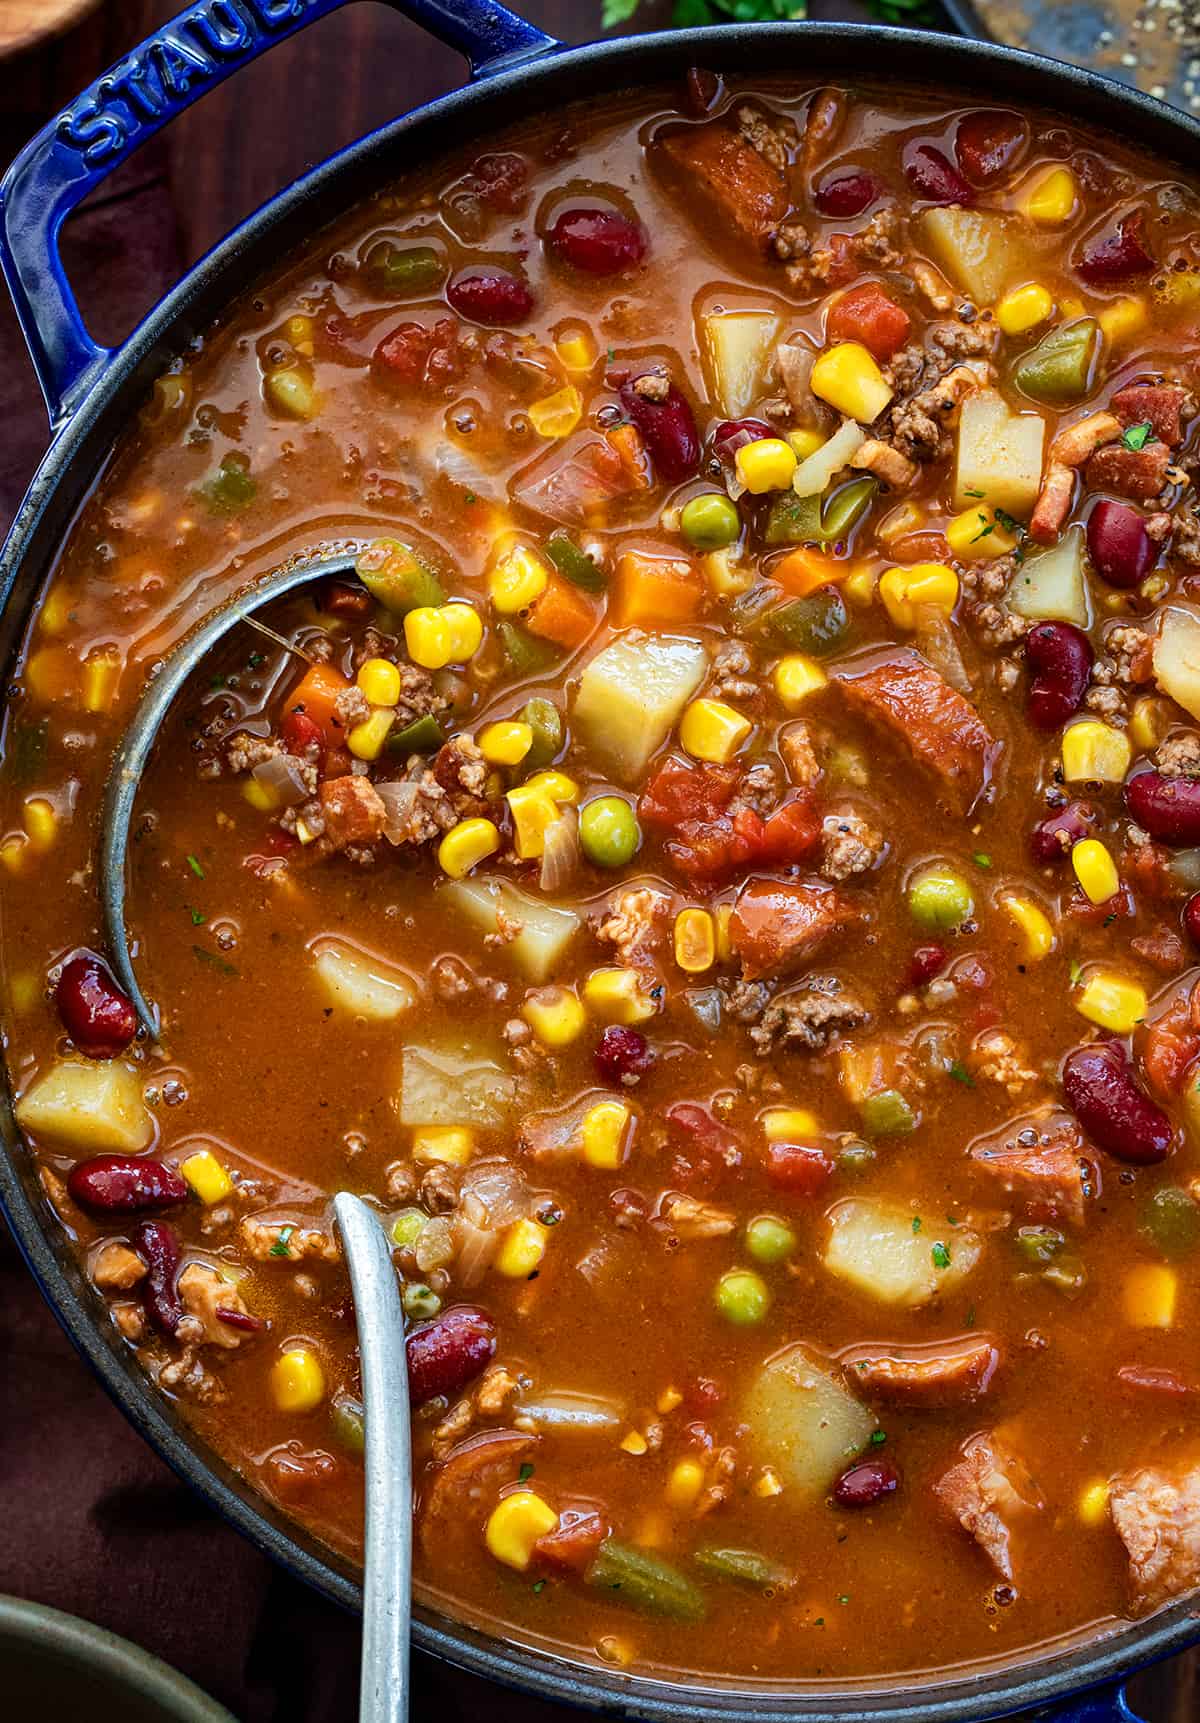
[38,588,72,637]
[442,603,483,661]
[522,985,586,1047]
[478,720,533,766]
[271,1347,326,1414]
[529,384,583,439]
[701,548,755,597]
[1123,1263,1177,1329]
[665,1458,705,1508]
[581,1098,634,1169]
[484,1490,558,1570]
[1000,893,1056,961]
[1098,296,1148,346]
[810,342,893,423]
[9,972,39,1015]
[876,502,923,544]
[404,606,452,669]
[294,817,319,845]
[753,1467,784,1498]
[412,1125,475,1166]
[496,1216,548,1278]
[1072,838,1120,905]
[735,437,797,494]
[944,507,1019,562]
[24,645,75,704]
[762,1106,818,1140]
[878,562,959,630]
[179,1148,234,1205]
[674,908,716,974]
[842,564,878,607]
[620,1429,649,1456]
[1021,165,1078,225]
[582,967,656,1025]
[656,1385,683,1414]
[596,1635,636,1667]
[489,545,550,613]
[1078,1480,1111,1527]
[786,428,825,460]
[1075,970,1147,1035]
[81,646,122,714]
[524,769,579,805]
[284,313,315,356]
[0,835,27,873]
[437,816,501,878]
[714,903,733,963]
[265,366,318,420]
[356,656,401,707]
[995,282,1054,336]
[22,798,57,851]
[680,697,753,764]
[1130,697,1172,752]
[1062,721,1131,783]
[505,784,561,861]
[774,653,828,709]
[555,325,596,373]
[347,707,396,762]
[242,778,278,813]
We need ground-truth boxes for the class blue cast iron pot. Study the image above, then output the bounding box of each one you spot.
[0,5,1195,1718]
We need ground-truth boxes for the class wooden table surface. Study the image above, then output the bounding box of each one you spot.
[1,2,1198,1717]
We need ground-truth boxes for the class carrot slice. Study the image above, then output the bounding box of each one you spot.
[610,550,705,627]
[284,662,351,741]
[524,574,597,649]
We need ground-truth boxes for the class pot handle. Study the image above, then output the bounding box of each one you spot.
[0,0,559,430]
[1038,1680,1147,1722]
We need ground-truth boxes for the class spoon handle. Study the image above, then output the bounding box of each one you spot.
[333,1192,412,1723]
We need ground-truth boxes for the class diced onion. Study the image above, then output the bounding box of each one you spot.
[517,1391,623,1433]
[455,1216,499,1287]
[375,779,422,845]
[791,418,865,498]
[461,1161,530,1229]
[539,811,579,894]
[1168,848,1200,890]
[914,604,971,694]
[414,1215,455,1273]
[250,754,309,807]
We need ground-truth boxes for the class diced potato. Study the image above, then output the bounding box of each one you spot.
[824,1198,982,1307]
[743,1342,877,1494]
[309,937,416,1022]
[573,634,708,782]
[1008,523,1090,627]
[15,1059,153,1155]
[441,876,581,981]
[953,389,1045,517]
[1153,607,1200,722]
[918,208,1022,306]
[398,1038,515,1127]
[700,310,780,418]
[791,418,864,499]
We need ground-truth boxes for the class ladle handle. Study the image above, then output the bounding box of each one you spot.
[333,1192,412,1723]
[0,0,559,430]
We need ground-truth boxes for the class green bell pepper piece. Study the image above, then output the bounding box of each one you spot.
[355,539,445,614]
[518,696,564,772]
[364,241,444,297]
[387,714,446,757]
[499,622,559,677]
[543,531,606,592]
[763,477,876,546]
[1013,318,1099,404]
[763,588,850,656]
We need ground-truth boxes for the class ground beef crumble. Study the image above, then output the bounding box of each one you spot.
[749,977,871,1054]
[821,810,886,880]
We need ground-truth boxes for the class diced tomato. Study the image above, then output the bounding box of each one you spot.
[766,1141,834,1193]
[819,234,860,289]
[752,796,820,865]
[826,283,911,362]
[1064,883,1136,926]
[666,1101,743,1169]
[280,711,324,758]
[639,758,739,827]
[1139,979,1200,1099]
[373,318,468,391]
[534,1508,608,1573]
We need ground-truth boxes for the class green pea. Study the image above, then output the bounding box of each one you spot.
[1140,1187,1200,1259]
[745,1214,796,1264]
[580,795,641,868]
[390,1207,426,1248]
[715,1268,770,1326]
[330,1395,365,1456]
[860,1089,916,1138]
[907,865,974,931]
[402,1282,441,1320]
[681,492,740,551]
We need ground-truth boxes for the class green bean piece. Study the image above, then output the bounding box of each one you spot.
[364,240,445,297]
[330,1395,365,1457]
[694,1547,795,1591]
[820,475,877,541]
[1015,1225,1066,1265]
[763,589,849,656]
[402,1282,442,1320]
[585,1538,707,1622]
[387,713,446,756]
[715,1267,771,1325]
[355,538,445,614]
[1140,1187,1200,1258]
[762,490,825,547]
[518,696,564,773]
[745,1214,796,1265]
[544,531,606,592]
[727,582,780,637]
[1013,318,1099,405]
[580,796,641,868]
[201,453,256,515]
[860,1089,916,1138]
[499,621,559,677]
[907,865,974,931]
[680,492,740,551]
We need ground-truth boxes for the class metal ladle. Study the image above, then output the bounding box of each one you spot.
[98,550,360,1035]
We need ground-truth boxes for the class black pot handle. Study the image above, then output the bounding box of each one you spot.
[0,0,559,430]
[1036,1678,1146,1722]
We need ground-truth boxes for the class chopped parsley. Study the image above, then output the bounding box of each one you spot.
[973,851,993,869]
[931,1241,952,1270]
[965,1304,977,1328]
[270,1225,295,1258]
[188,907,206,926]
[246,651,264,671]
[970,514,994,544]
[464,491,477,505]
[949,1060,976,1088]
[1069,959,1084,986]
[837,1594,851,1605]
[518,1461,535,1483]
[964,487,986,499]
[1122,421,1154,451]
[911,1215,922,1234]
[192,944,237,977]
[186,853,205,879]
[532,1579,546,1594]
[994,507,1022,536]
[869,1429,887,1447]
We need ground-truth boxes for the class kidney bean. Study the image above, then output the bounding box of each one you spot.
[908,943,949,987]
[55,953,137,1059]
[618,375,701,481]
[546,207,646,275]
[1126,771,1200,846]
[407,1304,496,1405]
[1024,621,1093,731]
[833,1456,900,1507]
[133,1219,183,1336]
[594,1025,653,1085]
[67,1154,187,1216]
[1075,212,1155,286]
[712,417,774,469]
[954,110,1028,183]
[1030,800,1096,864]
[1184,894,1200,949]
[1062,1041,1173,1165]
[902,142,974,206]
[446,267,533,326]
[1087,500,1154,589]
[320,580,374,621]
[813,170,881,218]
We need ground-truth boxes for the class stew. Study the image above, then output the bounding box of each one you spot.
[7,71,1200,1683]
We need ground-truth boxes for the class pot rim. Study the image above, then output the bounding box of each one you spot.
[3,19,1200,1718]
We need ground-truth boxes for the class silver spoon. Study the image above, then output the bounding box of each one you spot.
[98,550,360,1035]
[333,1191,412,1723]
